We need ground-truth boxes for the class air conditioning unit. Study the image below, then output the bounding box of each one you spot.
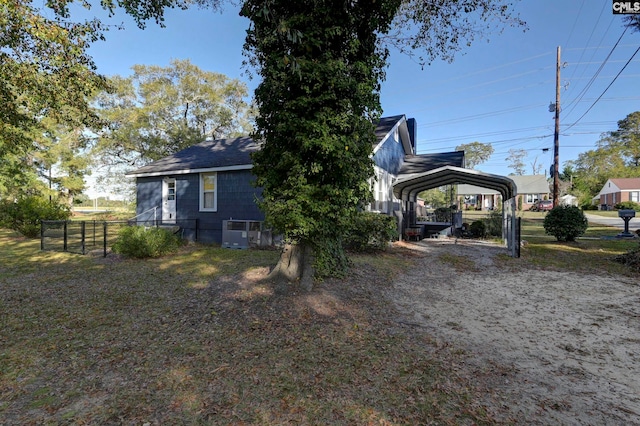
[222,220,271,249]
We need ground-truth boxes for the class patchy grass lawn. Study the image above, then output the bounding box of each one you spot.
[0,229,503,425]
[518,216,639,275]
[2,216,637,424]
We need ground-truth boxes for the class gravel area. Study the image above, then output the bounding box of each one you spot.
[388,238,640,425]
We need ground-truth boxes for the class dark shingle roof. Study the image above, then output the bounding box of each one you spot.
[398,151,465,177]
[127,137,258,176]
[129,116,409,177]
[374,115,404,144]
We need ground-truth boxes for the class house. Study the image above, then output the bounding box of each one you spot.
[560,194,578,206]
[598,178,640,210]
[457,175,550,211]
[126,115,465,244]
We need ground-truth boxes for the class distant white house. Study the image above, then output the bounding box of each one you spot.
[457,175,550,211]
[560,194,578,206]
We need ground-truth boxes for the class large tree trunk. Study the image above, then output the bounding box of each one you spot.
[267,242,315,291]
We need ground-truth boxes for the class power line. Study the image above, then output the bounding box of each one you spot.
[565,43,640,132]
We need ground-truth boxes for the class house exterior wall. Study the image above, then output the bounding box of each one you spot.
[135,170,264,243]
[369,131,405,214]
[600,191,640,208]
[372,131,405,176]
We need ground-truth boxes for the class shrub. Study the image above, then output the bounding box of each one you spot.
[581,204,598,211]
[0,196,71,238]
[344,212,397,251]
[614,201,640,211]
[469,220,486,238]
[433,207,453,222]
[543,205,588,242]
[485,210,503,237]
[112,226,182,258]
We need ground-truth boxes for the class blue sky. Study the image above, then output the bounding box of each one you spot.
[83,0,639,179]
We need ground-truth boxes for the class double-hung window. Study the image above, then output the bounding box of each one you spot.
[630,191,639,203]
[200,172,217,211]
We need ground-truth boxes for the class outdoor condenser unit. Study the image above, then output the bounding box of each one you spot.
[222,220,270,249]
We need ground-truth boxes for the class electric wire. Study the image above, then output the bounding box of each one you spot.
[565,43,640,132]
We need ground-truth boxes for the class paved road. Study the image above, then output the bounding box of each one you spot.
[584,213,639,232]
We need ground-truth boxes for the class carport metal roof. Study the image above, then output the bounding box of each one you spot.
[393,166,517,202]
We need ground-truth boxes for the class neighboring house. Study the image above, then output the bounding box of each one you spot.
[560,194,578,206]
[457,175,550,211]
[126,115,464,244]
[598,178,640,210]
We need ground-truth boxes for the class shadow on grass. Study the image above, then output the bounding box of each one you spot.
[0,229,501,425]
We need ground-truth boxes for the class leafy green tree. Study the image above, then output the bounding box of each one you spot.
[506,148,526,175]
[241,0,523,283]
[0,196,71,238]
[568,112,640,204]
[31,119,92,203]
[0,1,108,173]
[455,141,494,169]
[608,111,640,168]
[93,60,253,169]
[419,187,448,209]
[242,0,393,283]
[1,0,224,197]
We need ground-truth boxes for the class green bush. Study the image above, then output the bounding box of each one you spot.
[433,207,453,222]
[614,201,640,211]
[581,204,598,211]
[112,226,182,258]
[469,220,486,238]
[543,205,588,242]
[0,196,71,238]
[344,212,397,251]
[485,210,503,237]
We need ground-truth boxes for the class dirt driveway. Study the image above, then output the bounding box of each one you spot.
[388,238,640,425]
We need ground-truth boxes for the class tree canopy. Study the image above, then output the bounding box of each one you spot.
[567,111,640,205]
[455,141,494,169]
[93,59,253,169]
[0,0,223,197]
[506,148,526,175]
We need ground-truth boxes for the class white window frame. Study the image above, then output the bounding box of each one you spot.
[199,172,217,212]
[526,194,538,204]
[631,191,639,203]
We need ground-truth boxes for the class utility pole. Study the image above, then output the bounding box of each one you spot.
[553,46,561,207]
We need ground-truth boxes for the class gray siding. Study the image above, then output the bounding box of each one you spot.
[135,170,264,244]
[373,136,405,175]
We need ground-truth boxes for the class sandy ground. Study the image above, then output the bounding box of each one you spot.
[388,238,640,425]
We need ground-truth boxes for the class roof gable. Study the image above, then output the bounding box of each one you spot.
[373,115,414,156]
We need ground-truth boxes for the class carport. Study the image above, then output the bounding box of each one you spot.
[393,166,520,257]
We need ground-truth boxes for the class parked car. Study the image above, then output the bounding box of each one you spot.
[535,200,553,211]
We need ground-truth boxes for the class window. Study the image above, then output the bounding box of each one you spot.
[200,172,217,211]
[526,194,539,204]
[631,191,639,203]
